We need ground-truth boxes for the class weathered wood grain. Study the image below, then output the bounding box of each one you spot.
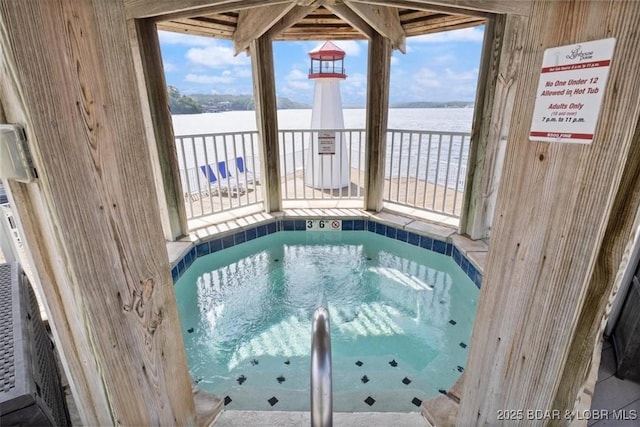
[263,3,321,40]
[125,0,288,20]
[129,18,188,240]
[325,2,375,39]
[458,0,640,424]
[344,1,406,52]
[459,14,526,239]
[233,2,295,54]
[348,0,530,16]
[0,0,196,424]
[250,36,282,212]
[364,33,391,212]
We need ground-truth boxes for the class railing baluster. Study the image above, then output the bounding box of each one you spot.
[190,136,205,217]
[388,131,395,201]
[452,135,467,216]
[404,132,413,205]
[414,133,422,207]
[202,136,214,215]
[442,134,453,213]
[432,134,443,212]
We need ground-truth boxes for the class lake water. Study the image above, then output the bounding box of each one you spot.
[172,108,474,197]
[171,108,474,135]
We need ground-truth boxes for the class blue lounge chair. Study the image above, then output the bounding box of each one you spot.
[235,157,259,185]
[200,164,244,196]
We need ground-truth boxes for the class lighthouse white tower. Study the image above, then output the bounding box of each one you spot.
[305,41,350,190]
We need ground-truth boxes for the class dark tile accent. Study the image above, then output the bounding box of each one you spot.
[402,377,412,385]
[412,397,422,407]
[294,220,307,231]
[277,375,285,384]
[419,236,433,250]
[171,267,178,282]
[407,232,420,246]
[245,227,257,241]
[267,397,279,407]
[185,247,194,265]
[375,222,386,236]
[251,359,259,365]
[266,222,277,234]
[389,359,398,367]
[257,224,267,237]
[461,256,470,275]
[284,359,290,365]
[222,234,235,249]
[237,375,246,385]
[467,264,478,284]
[195,378,202,384]
[367,220,376,232]
[364,396,375,406]
[283,219,295,231]
[361,375,369,384]
[187,328,194,333]
[355,360,363,367]
[177,259,185,277]
[449,320,457,326]
[234,231,246,245]
[224,396,232,406]
[474,273,483,289]
[446,243,453,256]
[438,389,447,395]
[459,342,467,349]
[196,242,210,257]
[452,246,462,266]
[342,219,354,231]
[210,238,222,252]
[385,226,397,239]
[353,219,365,230]
[433,239,447,254]
[396,229,408,242]
[457,366,464,373]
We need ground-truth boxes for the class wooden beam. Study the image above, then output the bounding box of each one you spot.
[458,0,640,423]
[250,36,282,212]
[125,0,290,22]
[0,0,197,424]
[459,14,526,239]
[344,1,405,53]
[263,3,321,41]
[233,2,295,54]
[348,0,530,17]
[364,33,392,212]
[324,2,375,40]
[129,19,188,241]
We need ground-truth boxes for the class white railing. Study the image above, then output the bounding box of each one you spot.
[175,128,471,221]
[384,129,470,217]
[175,131,262,219]
[279,129,365,202]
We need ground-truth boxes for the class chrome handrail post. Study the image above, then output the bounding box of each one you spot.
[310,306,332,427]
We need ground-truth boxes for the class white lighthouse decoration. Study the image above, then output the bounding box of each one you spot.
[305,41,350,190]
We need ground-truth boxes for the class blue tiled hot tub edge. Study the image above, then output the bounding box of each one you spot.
[171,217,483,289]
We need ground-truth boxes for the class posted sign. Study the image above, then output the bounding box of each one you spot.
[529,38,615,144]
[318,131,336,155]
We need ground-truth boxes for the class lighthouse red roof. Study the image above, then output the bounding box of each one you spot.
[309,41,346,60]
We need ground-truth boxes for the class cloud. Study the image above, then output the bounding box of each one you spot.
[285,68,312,91]
[185,73,235,84]
[158,30,214,47]
[186,44,250,69]
[413,68,441,88]
[444,68,479,80]
[410,26,484,43]
[164,62,176,72]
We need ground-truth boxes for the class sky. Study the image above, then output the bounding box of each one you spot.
[158,25,485,107]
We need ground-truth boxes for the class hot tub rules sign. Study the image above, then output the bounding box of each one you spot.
[529,38,615,144]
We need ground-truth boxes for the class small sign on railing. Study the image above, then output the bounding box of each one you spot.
[318,131,336,155]
[306,219,342,231]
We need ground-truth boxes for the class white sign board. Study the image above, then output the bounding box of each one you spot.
[306,219,342,231]
[318,131,336,155]
[529,38,615,144]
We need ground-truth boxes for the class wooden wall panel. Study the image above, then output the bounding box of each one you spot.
[458,0,640,424]
[0,0,196,424]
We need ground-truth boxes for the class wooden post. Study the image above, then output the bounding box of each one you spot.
[129,18,188,241]
[250,36,282,212]
[364,34,392,212]
[459,14,527,239]
[0,0,196,424]
[458,1,640,424]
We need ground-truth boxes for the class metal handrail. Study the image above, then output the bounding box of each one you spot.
[310,306,332,427]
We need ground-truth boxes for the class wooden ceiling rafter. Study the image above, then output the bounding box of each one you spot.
[233,2,296,54]
[343,1,406,52]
